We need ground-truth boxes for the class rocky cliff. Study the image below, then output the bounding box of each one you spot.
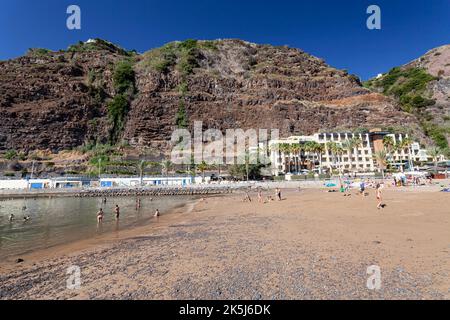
[365,44,450,149]
[0,39,425,154]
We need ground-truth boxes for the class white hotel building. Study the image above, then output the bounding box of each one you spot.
[268,130,433,175]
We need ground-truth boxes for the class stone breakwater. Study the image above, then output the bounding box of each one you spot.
[73,186,238,198]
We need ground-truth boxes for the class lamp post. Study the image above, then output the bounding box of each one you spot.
[98,158,102,178]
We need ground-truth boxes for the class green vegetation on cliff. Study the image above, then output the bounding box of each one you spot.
[67,39,133,56]
[365,67,448,148]
[140,39,217,75]
[107,59,136,144]
[364,67,437,112]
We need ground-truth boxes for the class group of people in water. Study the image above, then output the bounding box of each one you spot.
[8,205,31,223]
[96,197,160,225]
[8,213,31,222]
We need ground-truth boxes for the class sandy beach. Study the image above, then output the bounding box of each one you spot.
[0,185,449,300]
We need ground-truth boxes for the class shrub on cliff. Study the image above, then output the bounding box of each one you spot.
[5,150,17,160]
[113,60,135,95]
[107,94,129,143]
[176,101,188,129]
[107,59,136,144]
[422,122,449,149]
[108,94,129,125]
[27,48,52,57]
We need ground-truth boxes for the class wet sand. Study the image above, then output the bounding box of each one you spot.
[0,187,449,300]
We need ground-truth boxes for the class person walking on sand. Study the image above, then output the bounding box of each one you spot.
[343,183,350,197]
[154,209,160,217]
[114,205,120,220]
[276,188,282,201]
[360,180,366,197]
[376,183,383,210]
[97,208,104,224]
[258,190,263,203]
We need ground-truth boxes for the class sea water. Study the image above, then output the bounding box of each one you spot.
[0,195,196,259]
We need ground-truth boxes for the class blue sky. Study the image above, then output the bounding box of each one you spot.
[1,0,449,80]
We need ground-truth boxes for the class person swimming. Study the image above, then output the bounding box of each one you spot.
[23,215,31,222]
[9,214,15,222]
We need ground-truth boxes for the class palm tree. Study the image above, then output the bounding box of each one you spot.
[137,160,148,186]
[197,160,208,183]
[325,142,337,172]
[351,137,363,172]
[374,149,388,180]
[383,136,396,167]
[399,137,414,171]
[290,144,301,173]
[315,143,325,174]
[161,159,173,185]
[279,143,292,173]
[326,142,344,175]
[304,141,325,174]
[427,147,441,174]
[341,139,355,173]
[383,136,395,153]
[334,144,345,175]
[303,141,316,171]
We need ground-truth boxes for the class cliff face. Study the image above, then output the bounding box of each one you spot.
[0,42,126,152]
[0,39,424,153]
[408,44,450,112]
[365,44,450,149]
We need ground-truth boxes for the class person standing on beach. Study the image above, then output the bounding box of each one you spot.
[257,190,263,203]
[97,208,104,224]
[376,183,383,209]
[114,205,120,220]
[276,188,282,201]
[360,180,366,197]
[154,209,160,217]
